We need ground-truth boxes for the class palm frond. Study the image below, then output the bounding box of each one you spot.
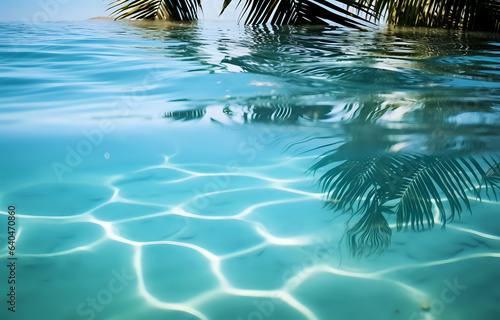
[316,152,486,229]
[481,155,500,199]
[356,0,500,32]
[317,154,399,212]
[109,0,202,20]
[163,108,206,120]
[221,0,376,28]
[345,199,392,257]
[242,104,333,124]
[308,146,500,256]
[307,132,396,173]
[386,154,482,231]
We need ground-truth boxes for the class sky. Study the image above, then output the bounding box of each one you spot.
[0,0,237,22]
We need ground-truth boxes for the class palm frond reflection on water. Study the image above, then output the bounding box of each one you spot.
[163,89,500,257]
[308,146,500,257]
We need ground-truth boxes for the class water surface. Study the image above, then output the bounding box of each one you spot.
[1,20,500,320]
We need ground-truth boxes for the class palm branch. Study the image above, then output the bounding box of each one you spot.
[162,95,334,124]
[310,148,500,257]
[163,108,206,120]
[220,0,376,28]
[240,102,333,124]
[109,0,202,20]
[481,155,500,198]
[356,0,500,32]
[345,199,392,257]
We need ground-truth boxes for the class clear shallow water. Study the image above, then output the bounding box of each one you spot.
[1,20,500,320]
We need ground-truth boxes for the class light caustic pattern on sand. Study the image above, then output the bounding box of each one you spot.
[1,154,500,320]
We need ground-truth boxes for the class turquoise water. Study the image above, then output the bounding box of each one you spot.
[1,20,500,320]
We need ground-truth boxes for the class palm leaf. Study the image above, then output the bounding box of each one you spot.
[356,0,500,32]
[109,0,202,20]
[315,152,485,229]
[481,155,500,199]
[345,199,392,257]
[242,103,333,124]
[316,154,399,212]
[163,108,206,120]
[386,154,482,231]
[221,0,376,28]
[308,146,500,256]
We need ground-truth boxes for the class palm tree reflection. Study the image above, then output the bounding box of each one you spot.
[154,23,500,256]
[164,93,500,257]
[307,139,500,257]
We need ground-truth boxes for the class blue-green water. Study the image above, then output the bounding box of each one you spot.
[1,20,500,320]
